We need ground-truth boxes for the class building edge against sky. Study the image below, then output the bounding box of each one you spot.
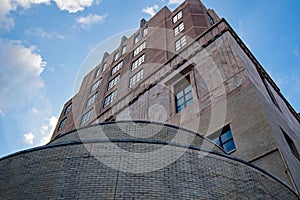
[0,0,299,198]
[51,0,300,194]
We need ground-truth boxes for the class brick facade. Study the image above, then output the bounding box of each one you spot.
[0,122,297,199]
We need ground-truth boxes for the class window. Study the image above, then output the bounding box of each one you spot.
[111,61,123,75]
[133,41,146,57]
[281,128,300,159]
[86,92,98,108]
[64,103,72,115]
[114,51,120,61]
[174,22,184,36]
[81,109,94,126]
[108,74,120,90]
[134,27,147,44]
[95,68,101,78]
[58,118,67,130]
[91,79,101,93]
[143,27,148,36]
[121,46,126,55]
[135,32,142,44]
[129,70,143,88]
[104,90,117,107]
[207,13,214,25]
[212,125,236,153]
[262,78,281,111]
[175,35,186,51]
[175,77,193,112]
[172,11,182,24]
[102,62,108,72]
[131,54,145,70]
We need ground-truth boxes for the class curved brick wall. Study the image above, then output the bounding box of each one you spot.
[0,121,297,199]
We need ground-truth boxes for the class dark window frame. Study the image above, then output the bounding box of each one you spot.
[281,128,300,160]
[64,103,72,115]
[58,117,67,131]
[174,75,193,113]
[207,13,214,25]
[212,125,236,153]
[262,77,281,111]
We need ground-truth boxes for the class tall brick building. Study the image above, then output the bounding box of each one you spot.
[1,0,299,199]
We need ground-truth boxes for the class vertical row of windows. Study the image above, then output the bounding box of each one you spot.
[58,103,72,131]
[129,70,143,88]
[83,25,149,122]
[172,10,186,51]
[130,26,147,89]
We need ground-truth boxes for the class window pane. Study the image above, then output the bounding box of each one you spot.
[186,98,193,107]
[212,138,220,146]
[176,98,185,107]
[176,91,183,99]
[177,105,184,112]
[223,140,236,152]
[221,130,233,143]
[175,77,193,113]
[185,92,193,101]
[184,85,192,93]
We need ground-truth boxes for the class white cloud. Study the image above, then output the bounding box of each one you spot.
[22,115,58,146]
[142,5,158,17]
[0,0,51,31]
[53,0,98,13]
[39,116,58,145]
[23,132,35,144]
[0,0,100,31]
[0,38,46,112]
[75,14,106,30]
[168,0,184,5]
[31,107,39,113]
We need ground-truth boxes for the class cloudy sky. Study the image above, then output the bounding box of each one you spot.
[0,0,299,158]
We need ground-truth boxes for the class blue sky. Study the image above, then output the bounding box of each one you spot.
[0,0,299,158]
